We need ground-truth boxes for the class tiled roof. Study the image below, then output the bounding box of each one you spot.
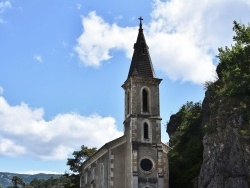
[127,21,156,78]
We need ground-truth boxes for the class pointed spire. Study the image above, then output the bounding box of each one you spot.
[127,17,156,78]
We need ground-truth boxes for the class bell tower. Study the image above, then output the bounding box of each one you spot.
[122,17,169,188]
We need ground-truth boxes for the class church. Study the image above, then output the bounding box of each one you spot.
[80,18,170,188]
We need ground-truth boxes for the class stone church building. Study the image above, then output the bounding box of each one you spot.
[80,18,170,188]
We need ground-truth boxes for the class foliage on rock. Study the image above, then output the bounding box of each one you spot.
[167,22,250,187]
[203,21,250,137]
[198,21,250,187]
[167,101,203,188]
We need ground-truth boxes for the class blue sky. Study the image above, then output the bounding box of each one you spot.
[0,0,250,174]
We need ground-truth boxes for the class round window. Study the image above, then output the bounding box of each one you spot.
[140,158,153,172]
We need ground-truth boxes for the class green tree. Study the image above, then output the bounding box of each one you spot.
[28,177,62,188]
[208,21,250,135]
[60,173,80,188]
[215,21,250,100]
[67,145,97,173]
[11,176,25,188]
[167,102,203,188]
[65,145,97,188]
[29,178,44,188]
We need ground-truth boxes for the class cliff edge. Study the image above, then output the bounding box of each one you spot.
[167,21,250,188]
[198,21,250,188]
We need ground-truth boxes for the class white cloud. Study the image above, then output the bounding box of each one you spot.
[0,138,26,156]
[74,0,250,84]
[34,54,43,62]
[16,170,62,175]
[74,11,137,67]
[0,96,122,160]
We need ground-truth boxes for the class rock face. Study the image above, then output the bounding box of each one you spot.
[166,113,182,137]
[167,21,250,188]
[198,91,250,188]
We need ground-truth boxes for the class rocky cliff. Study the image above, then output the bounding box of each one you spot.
[167,21,250,188]
[198,21,250,188]
[198,91,250,188]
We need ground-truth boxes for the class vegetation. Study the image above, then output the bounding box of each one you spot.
[0,173,61,188]
[206,21,250,135]
[7,176,26,188]
[3,21,250,188]
[168,102,203,188]
[28,175,78,188]
[65,145,97,187]
[216,21,250,100]
[67,145,97,173]
[168,21,250,187]
[1,145,96,188]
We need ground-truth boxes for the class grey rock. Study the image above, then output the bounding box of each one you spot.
[198,92,250,188]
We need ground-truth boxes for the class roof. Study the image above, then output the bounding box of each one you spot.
[127,17,156,79]
[81,135,126,169]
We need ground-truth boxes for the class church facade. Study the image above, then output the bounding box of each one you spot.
[80,18,170,188]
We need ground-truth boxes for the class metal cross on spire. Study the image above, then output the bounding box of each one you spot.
[138,16,143,29]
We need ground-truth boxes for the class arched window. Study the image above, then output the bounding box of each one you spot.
[144,123,149,139]
[127,91,130,115]
[142,89,148,112]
